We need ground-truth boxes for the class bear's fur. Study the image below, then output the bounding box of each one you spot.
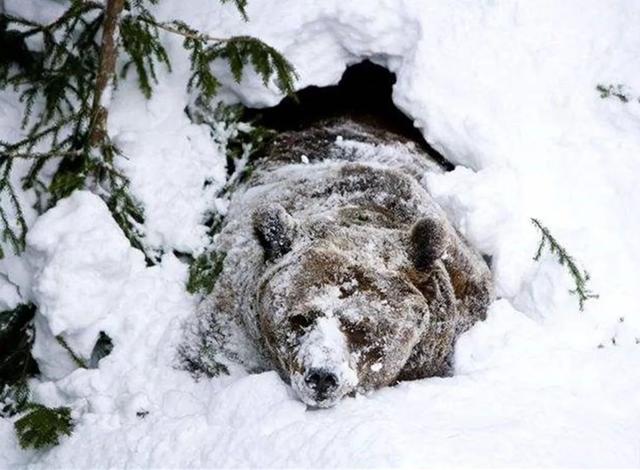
[182,120,494,407]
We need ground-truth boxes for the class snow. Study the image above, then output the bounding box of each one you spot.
[27,191,147,378]
[109,77,228,253]
[2,0,640,467]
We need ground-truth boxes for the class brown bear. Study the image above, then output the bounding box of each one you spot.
[182,119,494,408]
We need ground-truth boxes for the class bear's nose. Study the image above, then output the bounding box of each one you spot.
[305,369,338,397]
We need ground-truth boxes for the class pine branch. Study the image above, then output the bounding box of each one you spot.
[221,0,249,21]
[0,303,37,387]
[187,251,226,295]
[0,159,27,252]
[596,83,634,103]
[17,1,103,38]
[55,336,87,369]
[531,218,599,311]
[139,17,226,42]
[141,18,297,103]
[120,11,171,98]
[14,403,74,449]
[0,380,30,418]
[0,0,296,260]
[0,1,151,259]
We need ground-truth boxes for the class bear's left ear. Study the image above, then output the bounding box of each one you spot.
[253,203,296,262]
[409,217,449,271]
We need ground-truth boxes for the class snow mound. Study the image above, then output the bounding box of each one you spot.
[28,192,145,370]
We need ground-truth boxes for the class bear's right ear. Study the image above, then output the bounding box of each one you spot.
[409,217,449,271]
[253,203,296,262]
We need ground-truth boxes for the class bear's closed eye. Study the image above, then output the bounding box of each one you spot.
[290,314,313,330]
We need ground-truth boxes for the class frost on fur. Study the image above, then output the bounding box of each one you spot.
[181,119,494,406]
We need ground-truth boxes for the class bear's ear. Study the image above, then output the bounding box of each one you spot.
[409,217,449,271]
[253,203,296,262]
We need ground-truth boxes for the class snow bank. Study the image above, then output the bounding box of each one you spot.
[2,0,640,467]
[26,191,146,377]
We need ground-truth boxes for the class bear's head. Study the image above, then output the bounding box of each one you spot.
[253,204,448,408]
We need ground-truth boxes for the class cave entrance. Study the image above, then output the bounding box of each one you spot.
[244,60,453,169]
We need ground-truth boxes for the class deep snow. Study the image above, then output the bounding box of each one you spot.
[2,0,640,467]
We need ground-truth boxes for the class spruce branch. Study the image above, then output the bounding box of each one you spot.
[221,0,249,21]
[55,336,88,369]
[0,0,150,258]
[138,17,226,43]
[120,9,171,98]
[0,303,37,387]
[187,251,226,295]
[531,218,599,311]
[596,83,632,103]
[14,403,74,450]
[17,1,103,38]
[142,18,297,103]
[0,0,297,259]
[0,380,30,418]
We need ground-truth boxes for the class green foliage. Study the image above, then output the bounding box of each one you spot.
[221,0,249,21]
[531,218,599,311]
[120,4,171,99]
[184,104,273,297]
[0,380,30,418]
[0,1,147,258]
[55,335,88,369]
[0,303,38,385]
[596,83,638,103]
[0,0,296,260]
[187,251,226,295]
[185,101,273,250]
[2,378,75,450]
[14,403,74,450]
[189,101,274,188]
[153,21,297,105]
[1,304,37,421]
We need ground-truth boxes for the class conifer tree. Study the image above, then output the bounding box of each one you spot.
[0,0,296,259]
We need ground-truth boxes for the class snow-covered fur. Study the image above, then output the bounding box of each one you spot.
[184,120,494,407]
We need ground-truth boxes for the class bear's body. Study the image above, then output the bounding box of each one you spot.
[184,120,494,407]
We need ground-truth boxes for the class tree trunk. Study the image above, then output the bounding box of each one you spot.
[89,0,125,148]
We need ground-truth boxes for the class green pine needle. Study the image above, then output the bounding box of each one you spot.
[0,381,30,418]
[596,83,632,103]
[221,0,249,21]
[120,10,171,99]
[54,336,88,369]
[14,403,74,450]
[0,0,296,260]
[531,218,599,311]
[187,251,227,295]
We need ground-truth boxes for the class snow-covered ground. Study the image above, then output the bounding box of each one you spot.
[2,0,640,467]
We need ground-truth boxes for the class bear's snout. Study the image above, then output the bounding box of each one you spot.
[290,315,358,407]
[292,363,351,408]
[305,368,339,399]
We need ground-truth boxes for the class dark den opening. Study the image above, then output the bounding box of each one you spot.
[244,60,453,170]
